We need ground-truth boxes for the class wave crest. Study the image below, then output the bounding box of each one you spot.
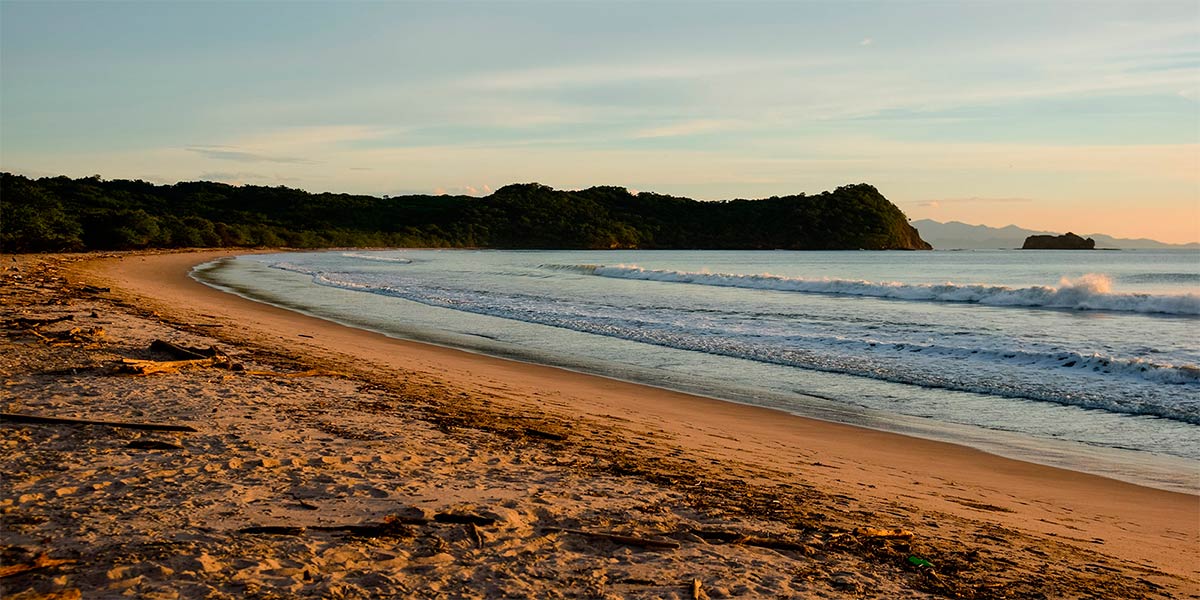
[340,252,412,264]
[542,264,1200,316]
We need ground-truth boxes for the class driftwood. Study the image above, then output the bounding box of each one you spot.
[150,339,221,359]
[239,525,307,536]
[691,578,704,600]
[468,522,485,548]
[22,326,105,346]
[117,356,235,375]
[241,368,346,378]
[141,341,342,377]
[0,412,198,432]
[0,553,75,578]
[854,527,915,539]
[113,340,241,375]
[238,511,493,539]
[125,440,186,450]
[239,520,416,538]
[692,529,814,553]
[433,512,497,526]
[542,527,681,550]
[4,315,74,329]
[16,590,81,600]
[524,428,568,441]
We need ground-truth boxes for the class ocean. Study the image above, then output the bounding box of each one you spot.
[193,249,1200,493]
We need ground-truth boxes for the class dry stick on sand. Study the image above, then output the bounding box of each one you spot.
[0,553,75,578]
[144,340,340,378]
[0,412,198,433]
[149,339,221,359]
[117,356,235,375]
[468,523,486,548]
[853,527,915,539]
[238,511,496,538]
[114,339,240,375]
[3,315,74,329]
[541,527,682,550]
[691,529,814,553]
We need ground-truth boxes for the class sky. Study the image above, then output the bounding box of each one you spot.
[1,1,1198,243]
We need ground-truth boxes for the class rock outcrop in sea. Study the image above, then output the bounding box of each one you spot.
[1021,232,1096,250]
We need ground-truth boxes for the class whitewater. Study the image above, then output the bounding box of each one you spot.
[546,265,1200,316]
[194,249,1200,493]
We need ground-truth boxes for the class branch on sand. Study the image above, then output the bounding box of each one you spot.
[0,553,75,578]
[541,527,681,550]
[123,340,340,377]
[3,315,74,329]
[117,340,240,375]
[0,412,198,432]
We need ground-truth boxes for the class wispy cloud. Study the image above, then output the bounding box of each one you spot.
[459,57,827,91]
[197,171,301,185]
[918,196,1035,207]
[232,125,390,149]
[186,146,315,164]
[198,170,267,182]
[434,184,493,196]
[632,119,740,139]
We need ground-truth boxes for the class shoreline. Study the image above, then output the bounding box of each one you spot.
[83,251,1200,559]
[195,249,1197,496]
[3,249,1197,598]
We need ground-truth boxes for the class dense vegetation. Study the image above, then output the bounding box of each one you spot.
[1,173,930,252]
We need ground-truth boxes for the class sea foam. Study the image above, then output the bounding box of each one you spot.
[544,265,1200,316]
[340,252,413,264]
[266,260,1199,423]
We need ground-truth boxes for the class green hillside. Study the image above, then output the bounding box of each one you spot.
[1,173,931,252]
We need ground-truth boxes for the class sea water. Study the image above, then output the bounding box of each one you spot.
[193,249,1200,493]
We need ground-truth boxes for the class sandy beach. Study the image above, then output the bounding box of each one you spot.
[1,249,1196,599]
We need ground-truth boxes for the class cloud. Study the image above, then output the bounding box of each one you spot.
[918,196,1035,207]
[460,57,827,92]
[232,125,389,149]
[632,119,739,139]
[198,171,267,182]
[434,184,492,196]
[860,38,873,46]
[186,146,315,164]
[197,171,302,185]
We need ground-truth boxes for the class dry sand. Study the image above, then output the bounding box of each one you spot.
[1,250,1197,599]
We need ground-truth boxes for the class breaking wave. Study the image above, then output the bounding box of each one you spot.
[544,265,1200,316]
[268,261,1199,423]
[340,252,412,264]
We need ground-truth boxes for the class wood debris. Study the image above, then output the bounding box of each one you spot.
[854,527,915,539]
[542,527,681,550]
[0,553,75,578]
[116,355,237,375]
[149,339,222,359]
[0,412,198,432]
[3,315,74,329]
[691,529,813,553]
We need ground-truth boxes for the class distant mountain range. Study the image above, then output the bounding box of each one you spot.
[910,219,1199,250]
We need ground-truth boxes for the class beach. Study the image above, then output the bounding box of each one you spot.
[1,250,1197,599]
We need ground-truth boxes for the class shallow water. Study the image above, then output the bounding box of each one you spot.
[194,249,1200,493]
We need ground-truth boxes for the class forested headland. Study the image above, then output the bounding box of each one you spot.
[1,173,931,252]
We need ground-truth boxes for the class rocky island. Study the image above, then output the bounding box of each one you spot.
[1022,232,1096,249]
